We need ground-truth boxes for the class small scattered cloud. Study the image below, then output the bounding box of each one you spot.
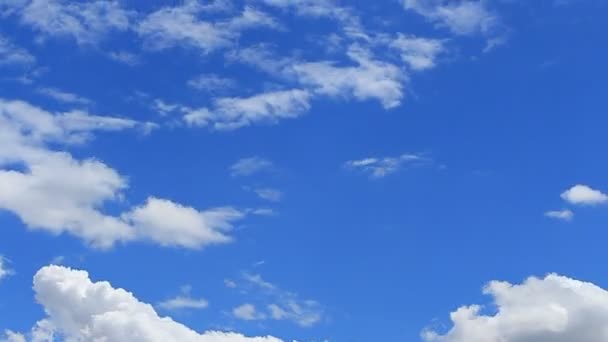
[0,34,35,66]
[188,73,236,93]
[561,184,608,206]
[37,87,93,106]
[402,0,499,36]
[224,279,237,288]
[230,273,324,327]
[345,153,430,178]
[158,285,208,311]
[0,256,14,281]
[108,51,140,66]
[230,157,274,177]
[388,34,445,71]
[233,303,266,321]
[544,209,574,221]
[253,188,283,202]
[183,89,312,130]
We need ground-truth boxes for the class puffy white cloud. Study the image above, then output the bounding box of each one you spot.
[423,273,608,342]
[544,209,574,221]
[0,99,245,249]
[345,153,428,178]
[233,304,266,321]
[138,3,278,53]
[36,87,93,106]
[388,34,445,71]
[0,34,35,66]
[8,265,283,342]
[184,89,311,130]
[17,0,131,45]
[123,197,243,249]
[403,0,498,36]
[230,157,274,177]
[291,45,405,109]
[561,184,608,205]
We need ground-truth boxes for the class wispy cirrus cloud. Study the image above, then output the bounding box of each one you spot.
[16,0,131,45]
[230,157,275,177]
[345,153,430,178]
[0,34,35,66]
[36,87,93,106]
[230,272,324,327]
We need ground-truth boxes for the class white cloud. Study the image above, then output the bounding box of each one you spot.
[183,89,311,130]
[230,157,274,177]
[403,0,498,36]
[423,273,608,342]
[260,0,367,41]
[0,256,14,281]
[561,184,608,206]
[0,99,245,249]
[545,209,574,221]
[290,45,405,109]
[158,296,209,311]
[233,273,323,327]
[108,51,140,66]
[233,304,266,321]
[345,153,428,178]
[7,265,283,341]
[0,34,35,66]
[36,87,93,106]
[188,74,236,92]
[2,331,25,342]
[123,197,243,249]
[254,188,283,202]
[18,0,131,45]
[138,4,279,53]
[388,34,445,71]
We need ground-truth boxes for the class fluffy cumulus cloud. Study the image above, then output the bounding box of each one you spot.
[6,265,283,342]
[560,184,608,206]
[423,274,608,342]
[123,197,243,249]
[0,99,245,249]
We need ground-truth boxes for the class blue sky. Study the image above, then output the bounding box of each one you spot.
[1,0,608,341]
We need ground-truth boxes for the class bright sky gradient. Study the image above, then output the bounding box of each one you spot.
[1,0,608,341]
